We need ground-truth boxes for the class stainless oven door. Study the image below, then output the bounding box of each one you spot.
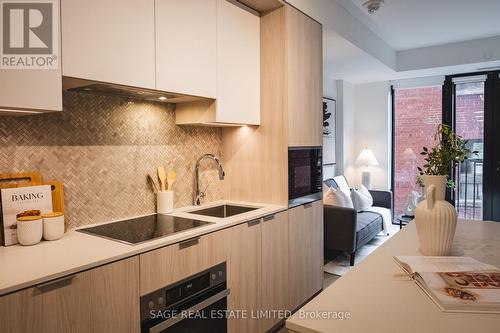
[146,286,229,333]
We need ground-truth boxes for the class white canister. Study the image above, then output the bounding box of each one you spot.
[42,212,65,241]
[16,216,43,246]
[157,191,174,214]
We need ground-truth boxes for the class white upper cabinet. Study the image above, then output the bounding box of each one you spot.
[0,0,62,114]
[61,0,155,89]
[155,0,216,98]
[216,0,260,125]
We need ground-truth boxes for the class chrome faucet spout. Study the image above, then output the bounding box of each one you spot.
[194,154,225,205]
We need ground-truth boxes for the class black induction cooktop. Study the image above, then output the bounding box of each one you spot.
[77,214,213,245]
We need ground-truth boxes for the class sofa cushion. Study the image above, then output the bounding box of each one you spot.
[333,176,351,196]
[351,185,373,212]
[356,212,383,247]
[323,186,354,208]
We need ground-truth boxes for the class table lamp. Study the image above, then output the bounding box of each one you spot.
[355,148,379,189]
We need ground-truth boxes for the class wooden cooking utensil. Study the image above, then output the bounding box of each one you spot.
[147,174,159,194]
[157,166,166,192]
[167,171,176,191]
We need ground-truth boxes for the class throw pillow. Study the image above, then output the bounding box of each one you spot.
[323,186,354,208]
[351,185,373,212]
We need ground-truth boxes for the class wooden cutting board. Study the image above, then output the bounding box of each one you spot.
[43,180,65,213]
[0,172,64,212]
[0,171,43,189]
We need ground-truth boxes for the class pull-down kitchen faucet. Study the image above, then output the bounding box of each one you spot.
[194,154,225,205]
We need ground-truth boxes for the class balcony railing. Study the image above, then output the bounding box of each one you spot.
[456,159,483,220]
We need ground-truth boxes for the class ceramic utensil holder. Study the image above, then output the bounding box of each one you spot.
[157,191,174,214]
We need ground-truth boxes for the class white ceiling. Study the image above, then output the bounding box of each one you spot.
[337,0,500,51]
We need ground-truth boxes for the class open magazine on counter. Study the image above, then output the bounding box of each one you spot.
[394,256,500,313]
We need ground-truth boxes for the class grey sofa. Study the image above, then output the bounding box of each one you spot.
[324,176,393,266]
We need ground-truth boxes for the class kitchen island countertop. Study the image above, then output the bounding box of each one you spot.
[286,220,500,333]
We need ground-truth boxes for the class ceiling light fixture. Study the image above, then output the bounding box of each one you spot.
[363,0,384,14]
[158,96,167,100]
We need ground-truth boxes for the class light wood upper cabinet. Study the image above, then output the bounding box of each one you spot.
[139,230,228,295]
[288,200,324,310]
[227,219,262,333]
[61,0,155,89]
[0,257,140,333]
[155,0,216,98]
[216,0,260,125]
[176,0,260,125]
[286,6,323,147]
[0,0,62,114]
[261,211,290,331]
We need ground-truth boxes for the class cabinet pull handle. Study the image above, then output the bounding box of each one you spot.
[247,219,261,226]
[263,215,275,222]
[36,274,76,291]
[179,237,200,249]
[304,203,313,208]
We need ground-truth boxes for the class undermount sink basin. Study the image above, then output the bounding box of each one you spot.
[188,204,259,218]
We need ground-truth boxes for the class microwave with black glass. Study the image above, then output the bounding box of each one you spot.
[288,147,322,207]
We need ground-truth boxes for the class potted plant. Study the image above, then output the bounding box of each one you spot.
[414,124,476,256]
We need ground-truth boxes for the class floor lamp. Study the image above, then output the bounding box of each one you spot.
[355,148,379,189]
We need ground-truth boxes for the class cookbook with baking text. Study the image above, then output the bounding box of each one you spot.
[0,185,53,246]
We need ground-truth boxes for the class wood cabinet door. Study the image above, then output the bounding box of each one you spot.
[286,6,323,147]
[227,219,262,333]
[261,210,289,331]
[139,230,228,295]
[155,0,216,98]
[0,257,140,333]
[61,0,155,89]
[216,0,260,125]
[288,200,324,309]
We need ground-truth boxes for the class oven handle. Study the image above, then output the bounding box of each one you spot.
[149,288,230,333]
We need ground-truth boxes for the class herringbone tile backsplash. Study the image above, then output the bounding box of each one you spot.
[0,92,223,229]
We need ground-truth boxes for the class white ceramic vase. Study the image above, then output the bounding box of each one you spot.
[414,175,457,256]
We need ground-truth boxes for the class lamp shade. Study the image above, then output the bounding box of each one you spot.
[355,148,379,166]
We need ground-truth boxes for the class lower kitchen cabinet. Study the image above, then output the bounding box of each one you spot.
[288,200,324,310]
[261,210,290,331]
[139,230,228,295]
[227,218,262,333]
[0,257,140,333]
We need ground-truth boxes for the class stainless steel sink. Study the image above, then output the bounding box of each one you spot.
[188,204,259,218]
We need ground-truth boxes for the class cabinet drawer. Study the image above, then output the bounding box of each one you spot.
[0,257,139,333]
[139,230,228,295]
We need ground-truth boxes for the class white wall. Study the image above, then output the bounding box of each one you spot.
[323,75,337,179]
[336,80,391,190]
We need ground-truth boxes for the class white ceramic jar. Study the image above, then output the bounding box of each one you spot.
[42,212,65,240]
[16,216,43,246]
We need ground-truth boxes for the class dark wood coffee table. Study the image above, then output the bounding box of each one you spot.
[395,214,414,229]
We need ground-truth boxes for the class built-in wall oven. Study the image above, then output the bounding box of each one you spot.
[288,147,322,207]
[141,262,229,333]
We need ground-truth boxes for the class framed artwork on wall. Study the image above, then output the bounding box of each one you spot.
[323,97,336,165]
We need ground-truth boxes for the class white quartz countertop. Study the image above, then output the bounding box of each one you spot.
[286,220,500,333]
[0,200,286,296]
